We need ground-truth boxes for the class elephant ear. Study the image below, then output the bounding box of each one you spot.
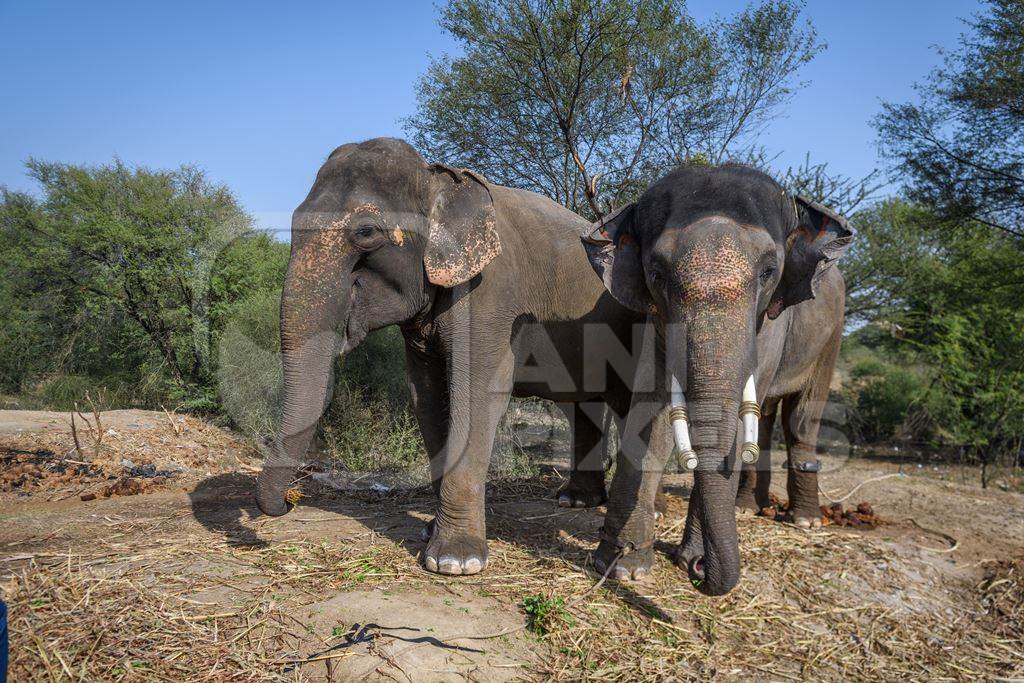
[582,203,653,313]
[768,195,855,319]
[424,164,501,287]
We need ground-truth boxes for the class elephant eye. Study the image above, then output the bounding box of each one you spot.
[759,266,776,283]
[352,224,384,250]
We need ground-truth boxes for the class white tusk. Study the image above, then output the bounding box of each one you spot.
[739,374,760,464]
[670,375,698,471]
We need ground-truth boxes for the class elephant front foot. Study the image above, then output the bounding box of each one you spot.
[593,526,655,581]
[786,498,823,528]
[423,521,488,576]
[787,507,823,529]
[593,539,653,580]
[557,474,607,509]
[734,488,768,516]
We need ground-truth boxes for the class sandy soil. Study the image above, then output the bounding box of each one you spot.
[1,409,1022,681]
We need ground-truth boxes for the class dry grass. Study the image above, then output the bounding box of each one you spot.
[3,474,1023,681]
[4,535,418,681]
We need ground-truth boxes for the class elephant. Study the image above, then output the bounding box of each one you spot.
[581,162,852,595]
[254,137,655,576]
[733,264,845,529]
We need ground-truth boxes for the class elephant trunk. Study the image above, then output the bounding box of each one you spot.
[673,313,753,596]
[255,265,351,516]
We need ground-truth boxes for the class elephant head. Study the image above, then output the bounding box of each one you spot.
[255,138,501,516]
[584,164,852,595]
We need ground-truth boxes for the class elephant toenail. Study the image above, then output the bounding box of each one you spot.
[612,566,631,581]
[438,557,463,575]
[463,557,482,574]
[558,495,572,508]
[572,499,586,508]
[425,555,438,572]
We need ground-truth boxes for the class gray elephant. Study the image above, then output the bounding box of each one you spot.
[583,162,852,595]
[254,138,654,575]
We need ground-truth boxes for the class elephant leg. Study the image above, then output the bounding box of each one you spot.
[783,330,839,529]
[781,392,829,529]
[782,395,823,528]
[557,403,607,508]
[423,342,513,576]
[736,399,777,515]
[405,345,449,541]
[594,325,670,580]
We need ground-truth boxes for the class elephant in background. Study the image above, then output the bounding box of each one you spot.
[734,257,845,529]
[255,138,652,576]
[583,163,852,595]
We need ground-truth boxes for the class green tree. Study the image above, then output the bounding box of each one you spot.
[876,0,1024,238]
[841,198,1024,478]
[0,159,287,409]
[406,0,821,217]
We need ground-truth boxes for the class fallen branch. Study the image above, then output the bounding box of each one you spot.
[161,405,182,436]
[70,412,84,457]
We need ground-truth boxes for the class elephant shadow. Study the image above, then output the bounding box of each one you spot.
[188,470,678,622]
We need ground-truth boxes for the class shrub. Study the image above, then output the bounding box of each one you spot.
[521,594,573,635]
[843,354,925,443]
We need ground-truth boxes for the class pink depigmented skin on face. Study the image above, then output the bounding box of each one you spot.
[677,233,753,310]
[285,203,389,337]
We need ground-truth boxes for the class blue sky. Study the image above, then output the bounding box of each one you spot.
[1,1,980,235]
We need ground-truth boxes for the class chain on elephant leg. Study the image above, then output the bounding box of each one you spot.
[786,458,823,529]
[592,466,659,581]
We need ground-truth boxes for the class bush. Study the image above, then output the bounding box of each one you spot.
[216,290,284,441]
[844,354,925,443]
[320,382,424,473]
[0,160,289,410]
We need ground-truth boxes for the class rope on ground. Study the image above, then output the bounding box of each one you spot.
[905,517,960,553]
[818,472,903,504]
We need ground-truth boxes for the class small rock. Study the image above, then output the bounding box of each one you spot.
[80,493,97,501]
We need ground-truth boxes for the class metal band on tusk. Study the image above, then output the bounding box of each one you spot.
[739,401,761,419]
[739,374,759,466]
[670,375,698,471]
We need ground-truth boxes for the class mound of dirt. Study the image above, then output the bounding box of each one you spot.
[0,409,260,501]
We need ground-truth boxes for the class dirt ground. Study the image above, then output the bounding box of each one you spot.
[2,410,1022,681]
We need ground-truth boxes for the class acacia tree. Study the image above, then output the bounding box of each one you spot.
[406,0,821,217]
[876,0,1024,239]
[0,160,287,407]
